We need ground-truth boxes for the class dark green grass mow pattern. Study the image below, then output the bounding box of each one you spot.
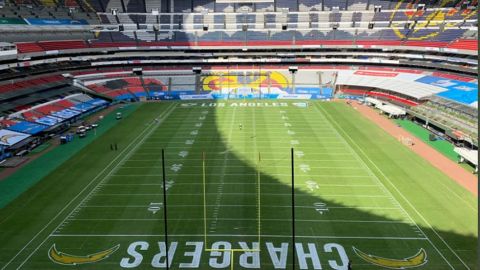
[0,101,476,270]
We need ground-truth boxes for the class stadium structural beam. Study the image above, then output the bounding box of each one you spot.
[289,66,298,94]
[193,67,202,94]
[161,149,170,270]
[291,148,296,270]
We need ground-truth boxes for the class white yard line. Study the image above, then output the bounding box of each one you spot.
[49,234,427,240]
[91,193,388,198]
[143,141,345,144]
[315,104,460,269]
[81,204,398,210]
[124,158,358,162]
[9,104,178,270]
[111,173,370,178]
[67,218,411,224]
[208,107,237,233]
[132,147,350,150]
[147,135,340,139]
[118,165,363,169]
[102,183,377,187]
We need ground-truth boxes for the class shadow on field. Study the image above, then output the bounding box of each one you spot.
[0,101,476,270]
[174,100,477,270]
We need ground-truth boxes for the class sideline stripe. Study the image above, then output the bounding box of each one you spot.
[315,103,459,269]
[6,103,177,270]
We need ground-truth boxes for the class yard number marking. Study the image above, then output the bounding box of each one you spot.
[314,202,329,215]
[148,203,163,214]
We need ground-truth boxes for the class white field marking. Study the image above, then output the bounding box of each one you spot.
[102,183,377,187]
[117,165,363,169]
[111,173,370,178]
[432,180,478,213]
[380,141,476,213]
[0,105,176,269]
[147,136,340,140]
[117,165,364,170]
[67,218,411,224]
[80,205,398,210]
[209,107,237,233]
[142,140,345,144]
[315,104,458,269]
[10,104,179,270]
[320,105,472,268]
[91,193,388,198]
[48,234,427,241]
[133,146,349,150]
[150,127,336,130]
[124,158,358,162]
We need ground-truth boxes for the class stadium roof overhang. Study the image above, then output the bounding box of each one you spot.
[336,74,446,99]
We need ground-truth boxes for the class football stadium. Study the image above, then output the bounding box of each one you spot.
[0,0,477,269]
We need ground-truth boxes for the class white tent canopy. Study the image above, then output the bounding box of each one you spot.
[454,147,478,166]
[365,97,406,116]
[377,104,406,116]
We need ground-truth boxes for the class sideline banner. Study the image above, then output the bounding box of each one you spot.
[0,129,30,146]
[7,121,47,135]
[0,18,27,25]
[25,18,88,25]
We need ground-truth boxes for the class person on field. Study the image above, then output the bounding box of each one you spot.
[239,123,243,130]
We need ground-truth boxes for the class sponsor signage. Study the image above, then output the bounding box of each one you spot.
[25,18,88,25]
[0,129,30,146]
[354,70,399,77]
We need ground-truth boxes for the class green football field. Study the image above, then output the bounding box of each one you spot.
[0,101,477,270]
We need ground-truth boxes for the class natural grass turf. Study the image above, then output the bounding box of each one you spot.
[0,101,476,270]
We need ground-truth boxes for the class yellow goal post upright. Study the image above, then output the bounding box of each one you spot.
[202,151,262,270]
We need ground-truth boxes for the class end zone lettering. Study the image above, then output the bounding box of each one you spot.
[120,241,349,269]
